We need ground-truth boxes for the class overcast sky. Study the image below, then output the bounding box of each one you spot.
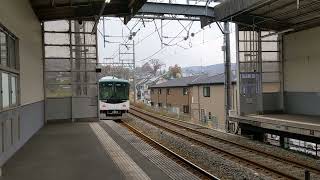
[97,0,236,69]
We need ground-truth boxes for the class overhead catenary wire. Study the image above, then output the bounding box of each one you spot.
[136,21,194,63]
[150,25,236,65]
[137,22,213,63]
[105,0,209,61]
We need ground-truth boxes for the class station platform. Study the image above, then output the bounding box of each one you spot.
[230,113,320,139]
[0,121,198,180]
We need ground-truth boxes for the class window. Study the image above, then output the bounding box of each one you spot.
[150,102,154,106]
[166,88,170,95]
[208,112,212,120]
[2,73,9,108]
[158,103,162,107]
[183,88,188,95]
[99,82,113,100]
[0,24,19,111]
[0,31,8,66]
[203,86,210,97]
[183,105,189,113]
[11,76,17,105]
[114,82,129,100]
[200,109,205,121]
[0,26,17,69]
[158,89,162,94]
[151,89,154,94]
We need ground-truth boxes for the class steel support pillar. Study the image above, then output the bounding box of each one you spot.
[224,22,231,132]
[280,136,289,149]
[257,30,264,114]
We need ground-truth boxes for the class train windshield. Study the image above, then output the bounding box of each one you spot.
[114,82,129,100]
[99,81,129,101]
[99,82,113,100]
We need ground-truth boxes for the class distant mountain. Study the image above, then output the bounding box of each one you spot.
[182,63,236,77]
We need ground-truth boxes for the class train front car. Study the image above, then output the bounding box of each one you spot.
[99,77,130,118]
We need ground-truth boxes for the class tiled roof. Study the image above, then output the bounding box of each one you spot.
[150,73,236,88]
[189,73,236,85]
[150,76,201,88]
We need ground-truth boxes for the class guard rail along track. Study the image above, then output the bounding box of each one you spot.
[129,105,320,180]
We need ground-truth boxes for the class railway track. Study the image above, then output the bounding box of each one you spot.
[120,121,219,180]
[128,106,320,180]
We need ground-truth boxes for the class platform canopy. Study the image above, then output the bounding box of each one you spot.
[214,0,320,31]
[30,0,147,21]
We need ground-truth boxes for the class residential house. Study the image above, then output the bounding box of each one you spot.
[136,75,167,104]
[150,73,280,131]
[189,74,237,130]
[150,76,200,114]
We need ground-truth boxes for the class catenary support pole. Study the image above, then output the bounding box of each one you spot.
[133,40,136,103]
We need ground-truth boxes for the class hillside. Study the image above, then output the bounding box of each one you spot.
[182,63,236,76]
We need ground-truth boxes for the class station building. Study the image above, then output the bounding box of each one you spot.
[215,0,320,148]
[0,0,146,170]
[1,0,320,172]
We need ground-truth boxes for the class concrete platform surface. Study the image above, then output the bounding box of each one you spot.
[0,121,178,180]
[252,114,320,125]
[232,113,320,138]
[248,114,320,130]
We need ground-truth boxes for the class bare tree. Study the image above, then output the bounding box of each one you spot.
[168,64,182,79]
[141,62,153,74]
[149,59,164,76]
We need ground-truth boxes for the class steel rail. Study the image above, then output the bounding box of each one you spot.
[130,105,320,173]
[121,121,219,180]
[129,107,320,180]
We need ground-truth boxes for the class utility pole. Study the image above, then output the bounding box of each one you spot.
[224,22,231,132]
[104,41,136,103]
[133,40,136,103]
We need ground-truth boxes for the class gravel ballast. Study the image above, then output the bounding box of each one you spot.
[131,107,320,170]
[124,115,273,180]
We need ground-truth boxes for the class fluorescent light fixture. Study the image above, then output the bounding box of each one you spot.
[105,0,111,3]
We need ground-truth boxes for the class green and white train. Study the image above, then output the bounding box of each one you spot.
[99,76,130,117]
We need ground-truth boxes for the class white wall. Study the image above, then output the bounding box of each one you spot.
[284,26,320,92]
[0,0,44,105]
